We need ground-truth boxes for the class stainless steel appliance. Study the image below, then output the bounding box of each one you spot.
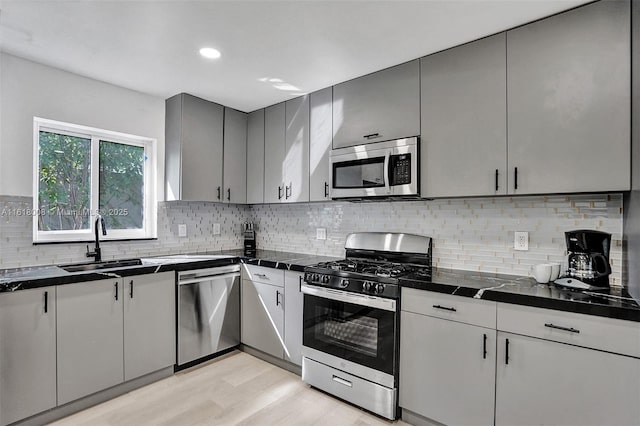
[177,264,240,367]
[301,232,432,420]
[330,137,419,200]
[555,230,612,290]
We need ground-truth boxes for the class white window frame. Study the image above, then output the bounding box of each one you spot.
[33,117,157,243]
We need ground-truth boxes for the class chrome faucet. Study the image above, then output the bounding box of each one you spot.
[86,214,107,262]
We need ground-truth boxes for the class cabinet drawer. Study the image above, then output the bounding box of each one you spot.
[241,264,284,286]
[402,288,496,329]
[497,303,640,358]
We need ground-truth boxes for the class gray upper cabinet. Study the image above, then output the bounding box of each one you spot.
[421,34,507,198]
[507,0,630,194]
[309,87,333,201]
[332,60,420,149]
[284,95,310,203]
[247,109,265,204]
[57,279,124,405]
[264,103,286,203]
[123,272,175,381]
[223,107,248,204]
[0,288,56,426]
[166,93,225,201]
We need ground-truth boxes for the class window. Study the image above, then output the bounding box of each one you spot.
[33,117,157,242]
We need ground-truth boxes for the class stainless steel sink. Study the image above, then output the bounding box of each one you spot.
[60,258,142,273]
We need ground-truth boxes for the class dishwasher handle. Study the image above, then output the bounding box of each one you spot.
[179,272,240,285]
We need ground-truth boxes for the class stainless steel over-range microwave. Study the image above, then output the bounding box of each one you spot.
[329,137,419,199]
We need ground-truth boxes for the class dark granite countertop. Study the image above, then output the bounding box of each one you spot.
[400,268,640,322]
[0,249,340,292]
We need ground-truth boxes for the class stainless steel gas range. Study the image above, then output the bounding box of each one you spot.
[301,232,432,420]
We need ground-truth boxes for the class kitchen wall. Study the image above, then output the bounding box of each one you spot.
[0,53,165,199]
[0,196,250,268]
[250,194,624,286]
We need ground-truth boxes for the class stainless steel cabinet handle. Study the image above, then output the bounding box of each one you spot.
[217,186,221,200]
[285,184,291,199]
[495,169,499,191]
[332,375,352,387]
[129,280,134,299]
[227,188,231,201]
[514,167,518,190]
[505,338,510,365]
[363,133,380,140]
[278,186,283,200]
[44,291,48,314]
[114,282,118,301]
[544,323,580,334]
[324,182,329,198]
[483,333,487,359]
[276,290,281,306]
[255,273,268,279]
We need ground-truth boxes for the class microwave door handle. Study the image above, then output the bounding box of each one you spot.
[384,150,391,194]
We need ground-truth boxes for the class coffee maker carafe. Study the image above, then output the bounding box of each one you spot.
[555,230,612,290]
[243,222,256,256]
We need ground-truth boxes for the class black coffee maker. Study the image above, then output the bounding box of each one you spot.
[555,230,612,290]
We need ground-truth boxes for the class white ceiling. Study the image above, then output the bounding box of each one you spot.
[0,0,590,113]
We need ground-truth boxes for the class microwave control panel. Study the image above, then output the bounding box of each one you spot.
[389,154,411,186]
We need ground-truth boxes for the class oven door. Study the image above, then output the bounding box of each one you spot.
[301,284,397,376]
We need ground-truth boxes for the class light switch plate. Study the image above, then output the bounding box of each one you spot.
[514,231,529,251]
[213,223,221,235]
[178,224,187,237]
[316,228,327,240]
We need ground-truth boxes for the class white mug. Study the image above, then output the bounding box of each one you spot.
[549,263,561,281]
[532,264,552,284]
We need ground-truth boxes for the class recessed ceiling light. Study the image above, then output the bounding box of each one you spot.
[199,47,221,59]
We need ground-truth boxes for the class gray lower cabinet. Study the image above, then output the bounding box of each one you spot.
[165,93,225,201]
[283,95,310,203]
[400,311,496,426]
[495,332,640,426]
[332,60,420,149]
[57,279,124,405]
[506,0,630,194]
[309,87,333,201]
[264,103,286,203]
[223,107,248,204]
[0,288,56,426]
[123,272,176,381]
[241,278,284,358]
[283,271,304,366]
[420,33,507,198]
[246,109,265,204]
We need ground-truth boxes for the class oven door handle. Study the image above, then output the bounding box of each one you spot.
[301,283,396,312]
[383,150,391,194]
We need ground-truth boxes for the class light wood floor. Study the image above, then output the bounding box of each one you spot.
[50,351,410,426]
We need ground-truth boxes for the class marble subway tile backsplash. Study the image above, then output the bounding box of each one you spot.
[0,193,624,286]
[0,197,250,268]
[249,194,623,286]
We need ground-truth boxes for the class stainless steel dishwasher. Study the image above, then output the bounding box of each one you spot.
[177,264,240,366]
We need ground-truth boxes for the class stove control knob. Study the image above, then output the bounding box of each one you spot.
[340,279,349,288]
[362,281,372,291]
[322,275,330,283]
[376,283,385,293]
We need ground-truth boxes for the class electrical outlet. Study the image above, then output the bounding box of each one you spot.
[213,223,221,235]
[178,224,187,237]
[514,231,529,251]
[316,228,327,240]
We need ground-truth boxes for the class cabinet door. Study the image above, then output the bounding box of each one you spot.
[284,95,310,203]
[496,332,640,426]
[507,0,630,194]
[0,288,56,425]
[332,60,420,149]
[400,311,496,426]
[247,109,265,204]
[283,272,304,366]
[241,278,284,358]
[421,34,507,198]
[264,103,286,203]
[309,87,333,201]
[223,108,247,204]
[57,279,124,405]
[124,272,176,381]
[181,94,224,201]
